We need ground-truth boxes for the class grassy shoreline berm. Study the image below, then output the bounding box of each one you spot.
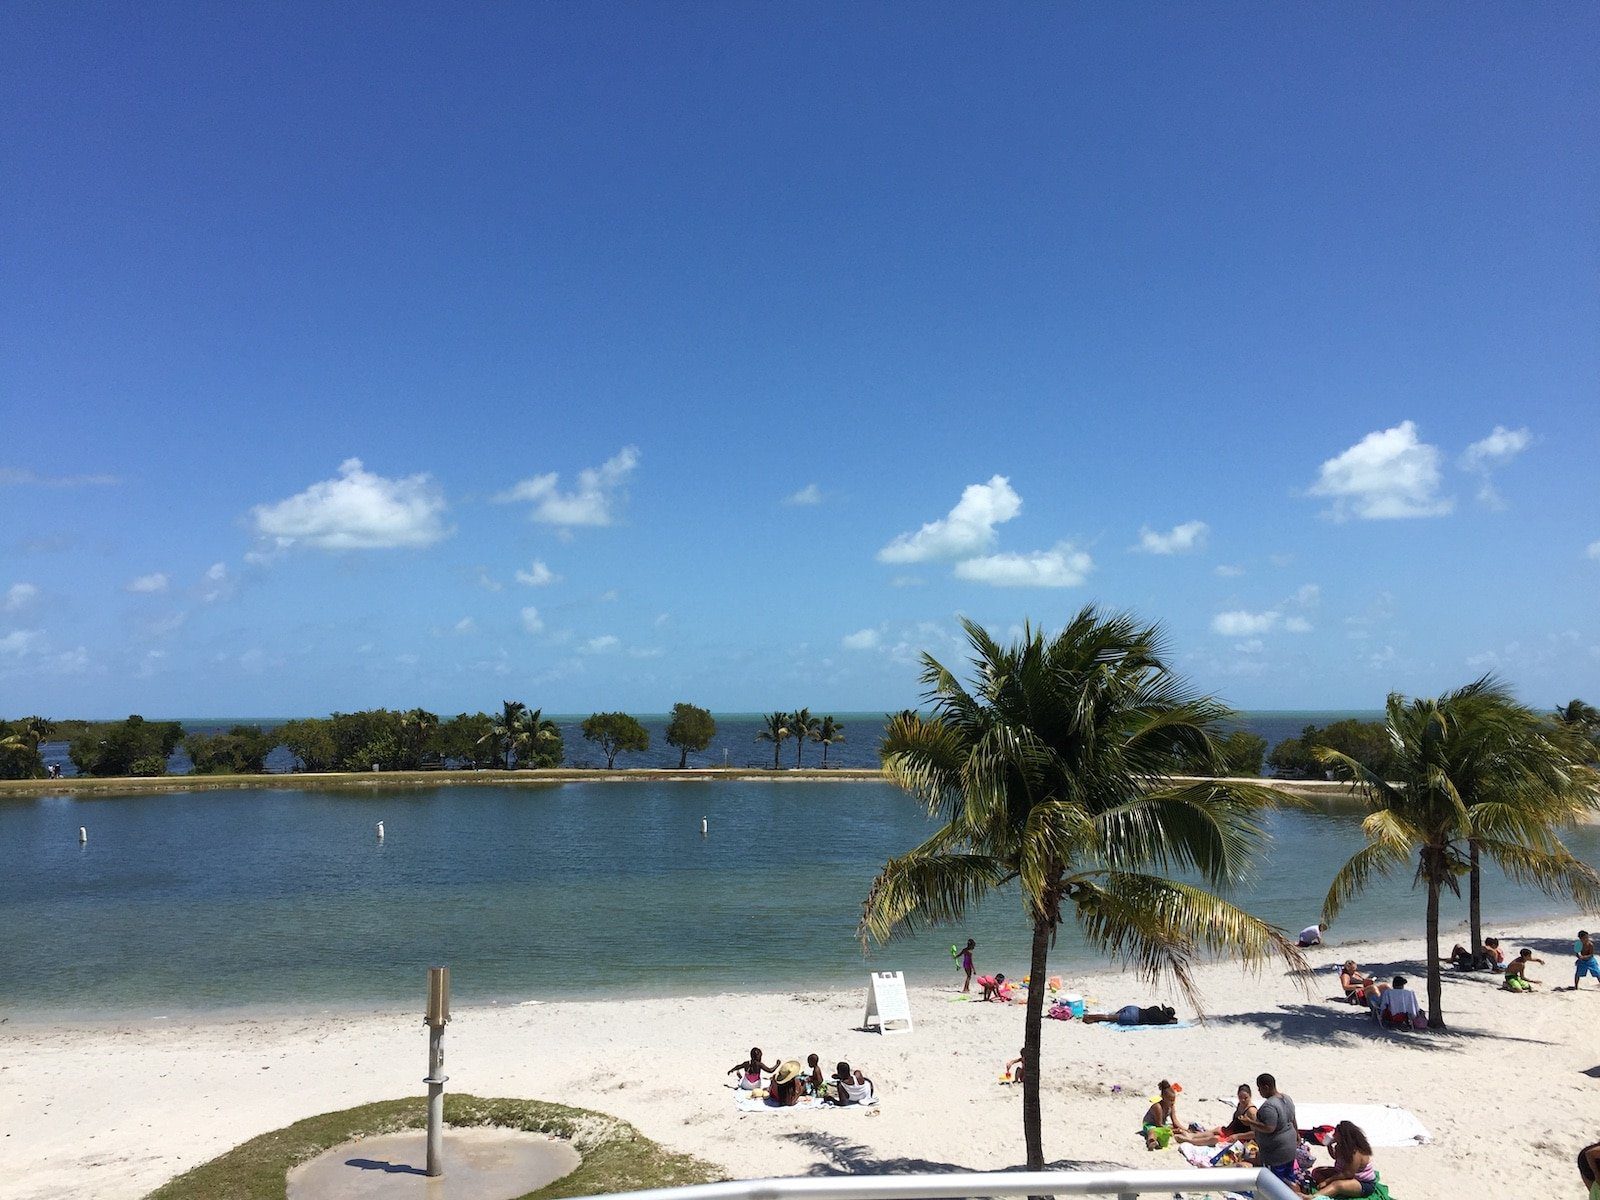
[0,766,1359,800]
[144,1094,720,1200]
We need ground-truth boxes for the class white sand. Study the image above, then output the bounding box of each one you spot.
[4,914,1595,1200]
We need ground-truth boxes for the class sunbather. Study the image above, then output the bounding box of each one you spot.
[768,1059,804,1106]
[1175,1083,1257,1146]
[1083,1004,1178,1026]
[1372,976,1421,1026]
[828,1061,874,1105]
[728,1046,779,1090]
[1449,936,1504,971]
[1297,1120,1378,1197]
[1338,962,1380,1005]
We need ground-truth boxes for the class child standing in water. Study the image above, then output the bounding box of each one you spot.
[957,939,976,993]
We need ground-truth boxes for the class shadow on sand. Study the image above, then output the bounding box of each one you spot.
[1205,1001,1553,1048]
[785,1131,1122,1176]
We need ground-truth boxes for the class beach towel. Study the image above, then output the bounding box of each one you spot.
[1293,1103,1431,1146]
[1103,1019,1195,1031]
[1175,1146,1251,1200]
[734,1095,878,1114]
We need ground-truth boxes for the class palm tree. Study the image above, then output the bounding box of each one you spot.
[755,711,789,769]
[524,708,562,768]
[861,609,1305,1170]
[480,700,528,769]
[400,708,439,769]
[789,708,820,767]
[1318,679,1600,1029]
[816,715,845,767]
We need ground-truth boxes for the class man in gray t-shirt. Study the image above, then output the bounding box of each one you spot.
[1246,1072,1299,1180]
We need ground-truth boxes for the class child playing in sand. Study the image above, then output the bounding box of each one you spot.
[1140,1080,1181,1150]
[1574,930,1599,989]
[1003,1049,1024,1083]
[977,973,1012,1002]
[956,938,976,992]
[1504,948,1544,991]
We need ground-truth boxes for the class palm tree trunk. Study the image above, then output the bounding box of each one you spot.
[795,738,803,767]
[1022,915,1051,1172]
[1468,839,1482,954]
[773,741,781,769]
[822,742,829,767]
[1425,863,1445,1030]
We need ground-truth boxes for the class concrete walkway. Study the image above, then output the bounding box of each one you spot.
[287,1128,579,1200]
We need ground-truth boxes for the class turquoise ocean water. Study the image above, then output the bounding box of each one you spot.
[3,777,1595,1018]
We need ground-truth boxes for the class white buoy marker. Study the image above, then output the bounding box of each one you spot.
[78,826,87,845]
[701,816,708,836]
[376,820,385,841]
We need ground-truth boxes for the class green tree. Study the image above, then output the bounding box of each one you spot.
[347,732,401,772]
[582,712,649,769]
[756,711,789,769]
[1318,679,1600,1029]
[1267,725,1323,779]
[278,718,338,772]
[815,715,846,767]
[435,713,495,768]
[0,716,54,779]
[185,725,274,774]
[398,708,440,770]
[481,700,529,770]
[69,715,184,777]
[523,708,564,768]
[665,703,717,768]
[861,610,1303,1169]
[1178,729,1266,776]
[788,708,820,767]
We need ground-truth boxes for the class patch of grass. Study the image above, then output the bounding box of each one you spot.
[144,1094,721,1200]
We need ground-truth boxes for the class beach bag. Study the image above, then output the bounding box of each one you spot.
[1411,1012,1428,1030]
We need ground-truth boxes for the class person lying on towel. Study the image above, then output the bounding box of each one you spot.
[1082,1004,1178,1026]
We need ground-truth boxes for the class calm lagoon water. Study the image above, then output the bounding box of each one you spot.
[4,780,1594,1017]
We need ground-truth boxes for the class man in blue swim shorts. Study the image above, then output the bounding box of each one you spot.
[1575,930,1600,989]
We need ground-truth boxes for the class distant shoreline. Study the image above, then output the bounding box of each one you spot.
[0,767,1362,800]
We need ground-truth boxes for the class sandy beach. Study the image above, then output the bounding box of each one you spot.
[4,912,1595,1200]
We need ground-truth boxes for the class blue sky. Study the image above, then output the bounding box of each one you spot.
[3,5,1596,717]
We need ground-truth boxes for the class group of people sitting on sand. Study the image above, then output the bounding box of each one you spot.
[1143,1074,1385,1197]
[1446,929,1599,992]
[727,1047,875,1107]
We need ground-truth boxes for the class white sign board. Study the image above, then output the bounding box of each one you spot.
[863,971,913,1034]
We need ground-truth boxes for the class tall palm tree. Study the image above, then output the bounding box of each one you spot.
[400,708,439,769]
[755,711,789,769]
[816,715,845,767]
[523,708,562,768]
[789,708,820,767]
[480,700,528,769]
[1318,679,1600,1029]
[861,609,1304,1170]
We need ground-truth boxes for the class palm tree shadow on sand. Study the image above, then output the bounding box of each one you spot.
[1205,1002,1554,1048]
[785,1131,1122,1176]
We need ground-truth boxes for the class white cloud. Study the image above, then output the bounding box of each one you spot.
[3,583,38,612]
[520,606,544,634]
[877,475,1022,563]
[125,572,170,594]
[627,646,664,659]
[251,458,450,550]
[1211,610,1280,637]
[1236,639,1265,654]
[1134,520,1209,555]
[495,446,639,527]
[842,628,882,650]
[889,575,925,588]
[0,629,44,656]
[515,559,560,587]
[199,562,232,603]
[1284,616,1314,633]
[953,542,1093,588]
[1460,425,1531,508]
[1309,421,1452,519]
[454,617,476,634]
[1213,564,1245,578]
[783,483,824,506]
[654,612,671,626]
[1293,584,1320,608]
[583,634,620,654]
[1460,425,1531,470]
[476,569,504,592]
[1588,541,1600,561]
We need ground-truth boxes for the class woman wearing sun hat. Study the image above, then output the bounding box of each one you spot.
[769,1059,805,1107]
